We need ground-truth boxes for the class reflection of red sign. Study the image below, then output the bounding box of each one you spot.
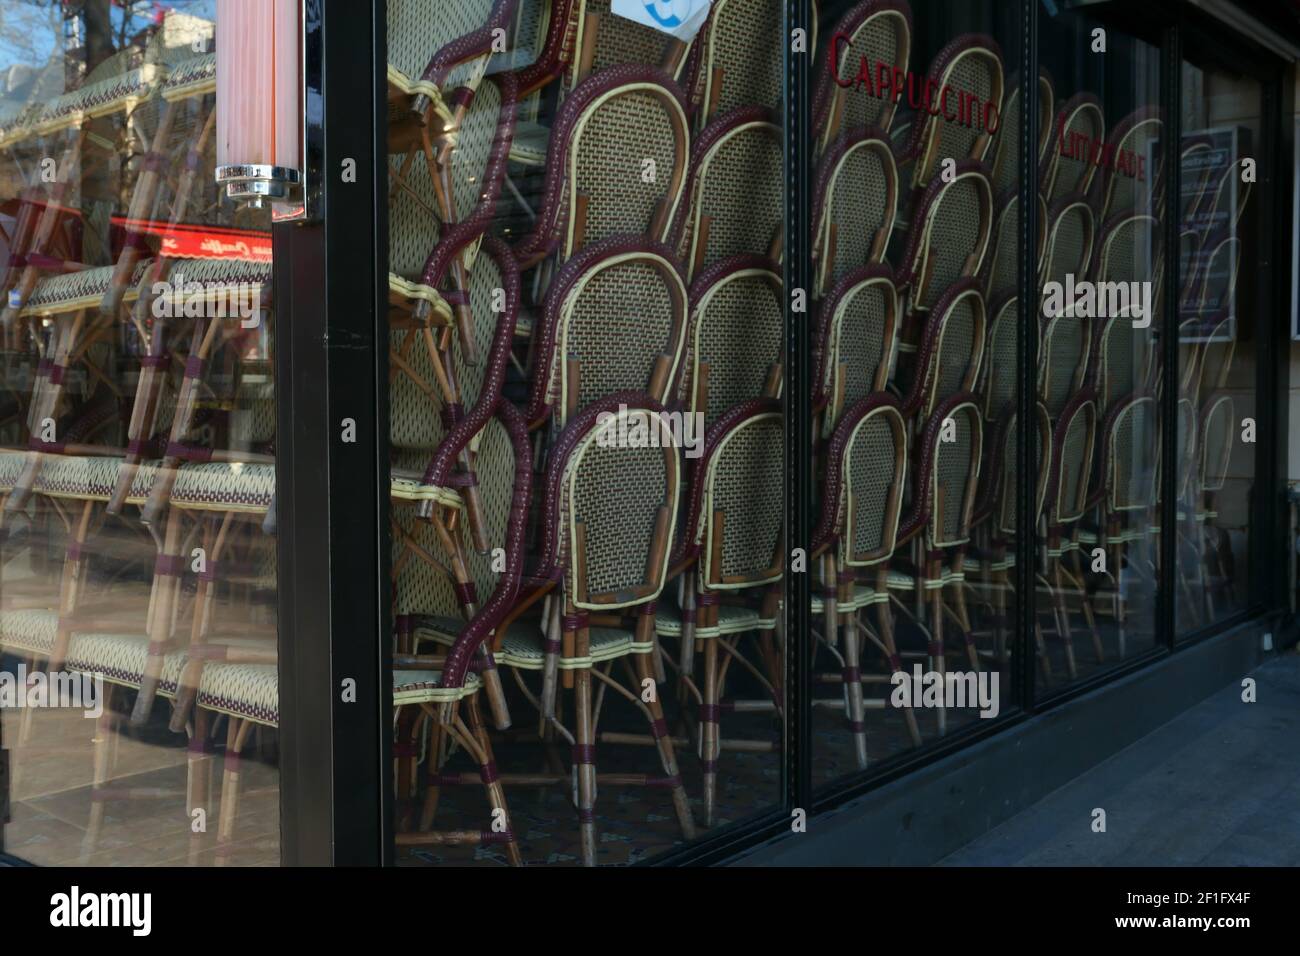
[110,217,272,262]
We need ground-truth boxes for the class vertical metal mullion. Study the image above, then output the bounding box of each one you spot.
[1015,0,1039,712]
[373,0,395,866]
[1159,25,1181,652]
[275,0,387,866]
[782,0,812,815]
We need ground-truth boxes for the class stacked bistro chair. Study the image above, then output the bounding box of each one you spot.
[811,129,898,297]
[966,402,1053,667]
[1080,391,1158,660]
[809,393,917,765]
[880,393,985,737]
[989,69,1057,198]
[1100,108,1163,221]
[901,34,1004,211]
[654,398,784,826]
[0,40,172,330]
[1038,389,1101,681]
[1040,93,1105,204]
[524,235,688,434]
[679,254,784,431]
[499,394,697,866]
[390,221,523,724]
[173,399,531,866]
[513,66,691,273]
[811,0,913,157]
[1038,197,1096,423]
[898,278,987,443]
[813,264,898,442]
[509,0,695,168]
[386,0,519,364]
[895,159,993,361]
[1195,390,1236,614]
[683,0,791,132]
[673,105,783,280]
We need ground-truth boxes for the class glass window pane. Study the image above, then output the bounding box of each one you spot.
[1176,57,1259,634]
[1032,7,1164,699]
[0,2,279,865]
[384,0,784,866]
[809,0,1020,788]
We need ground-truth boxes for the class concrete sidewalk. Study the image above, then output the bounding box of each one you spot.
[939,652,1300,866]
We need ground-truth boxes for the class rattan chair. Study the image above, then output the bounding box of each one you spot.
[895,160,993,341]
[902,34,1004,200]
[1079,391,1158,661]
[813,264,897,440]
[674,106,783,280]
[898,278,986,435]
[1040,93,1104,204]
[684,0,787,130]
[966,402,1052,666]
[1038,390,1099,680]
[502,393,695,865]
[509,0,694,167]
[811,0,912,156]
[514,66,691,271]
[0,43,172,329]
[525,235,687,431]
[1100,107,1162,222]
[884,393,983,736]
[655,398,783,824]
[1196,391,1236,613]
[680,254,784,431]
[977,293,1028,424]
[3,263,154,515]
[809,393,915,762]
[811,129,897,296]
[988,69,1055,196]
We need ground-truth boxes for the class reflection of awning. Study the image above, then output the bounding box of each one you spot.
[110,217,272,262]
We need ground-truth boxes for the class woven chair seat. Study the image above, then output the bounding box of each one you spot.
[810,582,885,614]
[197,661,279,727]
[965,554,1016,572]
[885,567,963,591]
[0,608,59,656]
[510,626,654,671]
[162,52,217,101]
[34,456,158,503]
[390,471,463,508]
[0,449,28,492]
[64,632,185,697]
[393,668,481,705]
[1045,539,1082,558]
[22,263,150,316]
[1077,527,1151,546]
[509,119,549,165]
[169,462,275,513]
[33,64,160,134]
[654,601,770,639]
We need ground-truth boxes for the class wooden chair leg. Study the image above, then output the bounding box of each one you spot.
[699,635,720,827]
[80,684,118,863]
[187,704,214,866]
[215,716,253,867]
[464,694,522,866]
[417,714,446,832]
[876,587,921,747]
[929,563,946,736]
[573,663,598,866]
[635,649,696,842]
[840,597,868,769]
[1051,560,1078,678]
